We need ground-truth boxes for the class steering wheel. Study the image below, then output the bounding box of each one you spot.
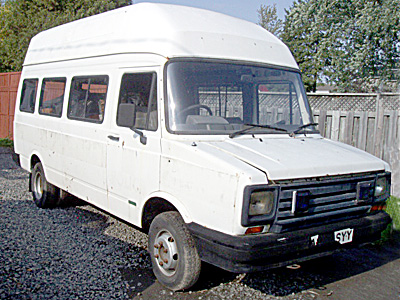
[178,104,213,117]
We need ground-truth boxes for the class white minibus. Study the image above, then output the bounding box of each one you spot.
[14,3,391,290]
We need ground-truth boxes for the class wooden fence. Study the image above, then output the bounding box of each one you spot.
[0,72,21,138]
[310,93,400,197]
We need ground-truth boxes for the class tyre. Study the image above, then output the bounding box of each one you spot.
[31,162,59,208]
[148,211,201,291]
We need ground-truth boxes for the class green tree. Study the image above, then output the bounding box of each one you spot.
[0,0,131,72]
[281,0,400,92]
[257,3,283,37]
[280,1,323,92]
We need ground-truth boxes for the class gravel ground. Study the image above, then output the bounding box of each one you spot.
[0,148,150,300]
[1,147,400,300]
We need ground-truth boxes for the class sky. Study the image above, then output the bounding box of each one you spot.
[132,0,295,23]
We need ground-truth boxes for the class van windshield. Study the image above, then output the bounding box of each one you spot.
[166,61,315,135]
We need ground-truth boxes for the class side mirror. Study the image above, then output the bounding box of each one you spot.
[117,103,136,128]
[117,103,147,145]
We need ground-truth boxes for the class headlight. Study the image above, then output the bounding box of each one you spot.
[375,174,390,200]
[242,186,279,227]
[249,191,275,216]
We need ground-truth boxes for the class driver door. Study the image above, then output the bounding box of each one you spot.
[106,69,161,225]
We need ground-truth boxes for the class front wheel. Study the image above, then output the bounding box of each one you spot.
[31,162,59,208]
[148,211,201,291]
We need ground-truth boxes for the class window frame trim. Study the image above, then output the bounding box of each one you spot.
[38,77,67,118]
[116,71,158,132]
[163,57,309,136]
[19,78,39,114]
[67,75,109,124]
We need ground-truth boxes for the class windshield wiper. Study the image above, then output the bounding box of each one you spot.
[289,123,318,137]
[229,123,288,138]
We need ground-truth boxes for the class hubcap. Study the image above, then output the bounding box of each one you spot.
[33,172,43,199]
[153,230,179,276]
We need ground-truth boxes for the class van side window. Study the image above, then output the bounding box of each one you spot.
[19,79,38,113]
[39,78,66,117]
[117,73,157,131]
[68,76,108,123]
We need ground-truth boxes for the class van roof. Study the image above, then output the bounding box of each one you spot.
[24,3,298,69]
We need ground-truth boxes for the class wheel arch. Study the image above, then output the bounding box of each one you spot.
[30,154,41,170]
[141,193,192,233]
[28,153,43,192]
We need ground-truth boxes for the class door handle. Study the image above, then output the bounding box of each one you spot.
[108,135,120,142]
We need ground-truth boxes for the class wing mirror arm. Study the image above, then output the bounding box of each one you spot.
[131,127,147,145]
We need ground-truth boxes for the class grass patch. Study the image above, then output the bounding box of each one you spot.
[0,138,13,149]
[386,196,400,230]
[379,196,400,244]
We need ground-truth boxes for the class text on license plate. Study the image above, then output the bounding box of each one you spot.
[334,228,354,244]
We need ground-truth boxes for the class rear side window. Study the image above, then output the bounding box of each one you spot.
[39,78,66,117]
[68,76,108,123]
[19,79,38,113]
[117,73,158,130]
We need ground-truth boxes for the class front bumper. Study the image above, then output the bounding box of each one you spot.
[187,212,391,273]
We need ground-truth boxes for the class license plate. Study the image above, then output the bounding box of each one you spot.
[334,228,354,244]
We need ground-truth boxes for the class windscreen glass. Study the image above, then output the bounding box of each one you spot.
[166,61,315,135]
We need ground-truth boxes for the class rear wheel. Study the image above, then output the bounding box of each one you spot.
[148,211,201,291]
[31,162,59,208]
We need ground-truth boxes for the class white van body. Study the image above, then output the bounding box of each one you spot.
[14,3,391,290]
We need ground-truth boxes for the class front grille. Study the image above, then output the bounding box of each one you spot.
[270,173,377,233]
